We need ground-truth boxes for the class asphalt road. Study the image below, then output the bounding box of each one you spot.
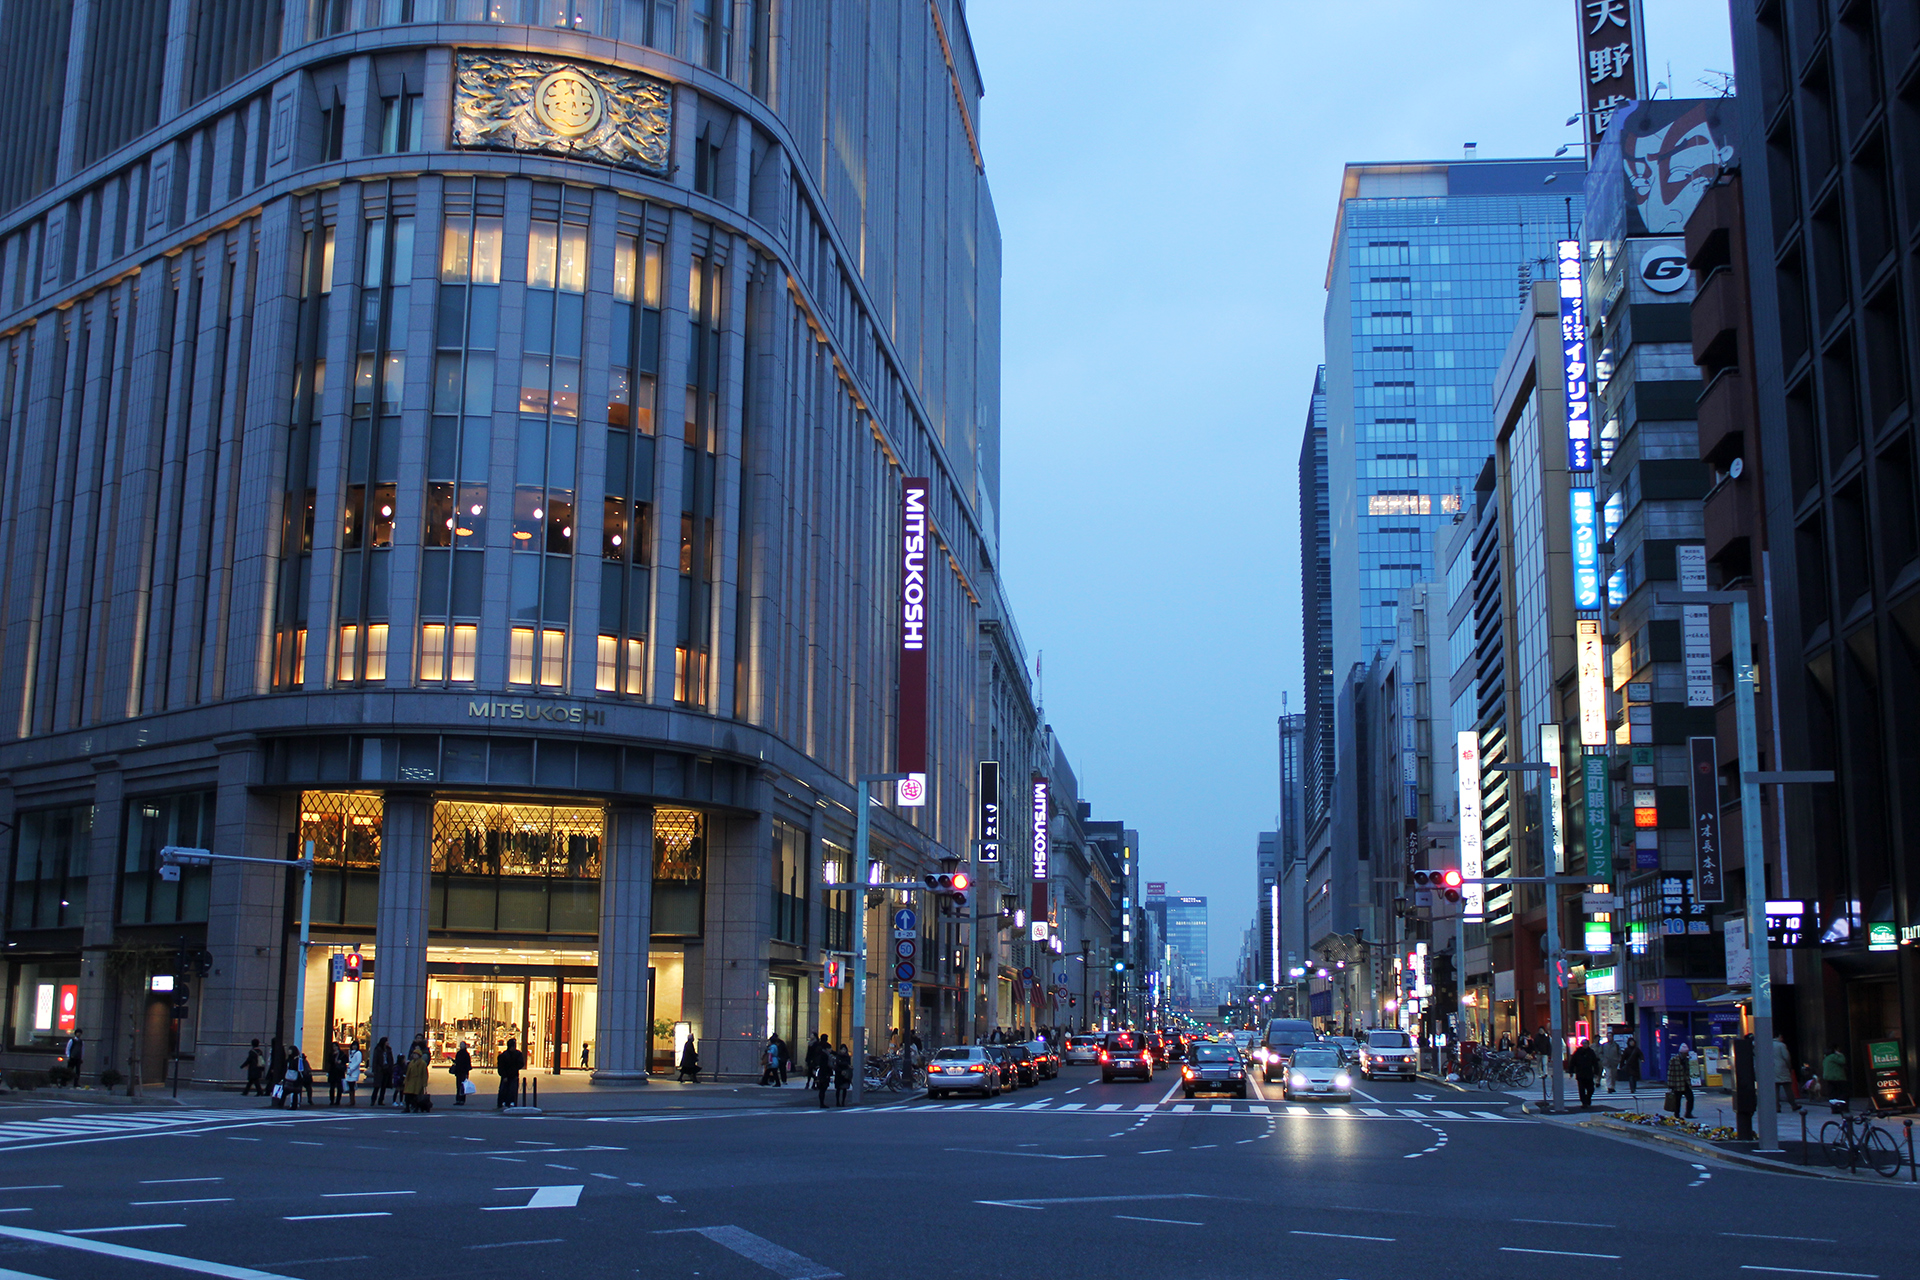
[0,1063,1911,1280]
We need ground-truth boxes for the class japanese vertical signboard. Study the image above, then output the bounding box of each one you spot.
[1584,752,1612,880]
[1457,732,1485,921]
[1677,544,1713,707]
[1542,723,1567,874]
[898,478,930,802]
[1689,735,1724,902]
[977,760,1000,863]
[1558,240,1591,471]
[1570,488,1601,609]
[1573,0,1648,155]
[1577,620,1607,746]
[1031,774,1049,929]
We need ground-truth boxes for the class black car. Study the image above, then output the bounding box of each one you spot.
[982,1044,1019,1090]
[1181,1042,1248,1098]
[1161,1033,1189,1063]
[1006,1044,1038,1086]
[1101,1031,1154,1083]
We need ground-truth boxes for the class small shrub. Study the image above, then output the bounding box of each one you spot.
[99,1068,124,1091]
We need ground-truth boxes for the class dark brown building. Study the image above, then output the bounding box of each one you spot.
[1731,0,1920,1102]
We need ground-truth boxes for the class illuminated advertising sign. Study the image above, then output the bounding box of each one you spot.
[1689,736,1724,903]
[898,477,930,798]
[1541,723,1566,874]
[977,760,1000,863]
[1457,732,1485,921]
[1577,620,1607,746]
[1570,488,1601,609]
[56,984,78,1033]
[1558,240,1592,471]
[1584,753,1612,880]
[1031,776,1049,881]
[1572,0,1648,154]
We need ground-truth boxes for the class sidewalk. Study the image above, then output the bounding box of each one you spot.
[1,1072,837,1114]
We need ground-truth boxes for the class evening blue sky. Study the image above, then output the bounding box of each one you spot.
[968,1,1736,981]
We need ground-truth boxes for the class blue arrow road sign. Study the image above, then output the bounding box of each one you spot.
[894,908,917,932]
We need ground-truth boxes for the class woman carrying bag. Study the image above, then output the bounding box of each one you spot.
[451,1041,473,1106]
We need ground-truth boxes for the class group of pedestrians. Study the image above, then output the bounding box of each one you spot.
[237,1031,526,1111]
[803,1035,853,1107]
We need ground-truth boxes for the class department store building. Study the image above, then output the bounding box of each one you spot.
[0,0,1002,1085]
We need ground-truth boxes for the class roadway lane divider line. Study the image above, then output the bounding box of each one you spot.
[0,1188,61,1193]
[484,1187,584,1210]
[1114,1215,1201,1226]
[284,1213,393,1222]
[321,1192,415,1199]
[1502,1247,1622,1260]
[1289,1230,1394,1243]
[65,1225,186,1234]
[465,1239,565,1250]
[1721,1234,1838,1244]
[129,1200,231,1207]
[656,1225,842,1280]
[1739,1268,1878,1278]
[140,1179,222,1186]
[1513,1219,1617,1229]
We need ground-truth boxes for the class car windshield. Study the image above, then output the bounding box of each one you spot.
[1271,1031,1315,1046]
[1368,1031,1413,1048]
[934,1047,974,1061]
[1293,1048,1341,1068]
[1191,1045,1236,1062]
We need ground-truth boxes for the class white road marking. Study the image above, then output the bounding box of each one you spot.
[485,1187,584,1211]
[129,1199,231,1207]
[657,1225,843,1279]
[1171,1105,1193,1113]
[465,1239,565,1250]
[1114,1215,1202,1226]
[0,1188,60,1193]
[1290,1230,1394,1242]
[140,1179,222,1186]
[943,1148,1104,1160]
[1359,1108,1387,1117]
[1502,1247,1622,1260]
[1722,1234,1838,1244]
[65,1225,186,1234]
[284,1212,393,1221]
[1739,1268,1877,1278]
[321,1191,415,1199]
[1514,1219,1616,1228]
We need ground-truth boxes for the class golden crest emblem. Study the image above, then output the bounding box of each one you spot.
[533,69,604,139]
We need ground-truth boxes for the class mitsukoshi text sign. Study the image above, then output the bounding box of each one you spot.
[898,477,930,802]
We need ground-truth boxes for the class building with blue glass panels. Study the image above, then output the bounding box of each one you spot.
[1323,158,1585,679]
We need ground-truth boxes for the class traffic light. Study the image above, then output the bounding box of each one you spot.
[1438,868,1463,904]
[1412,868,1463,904]
[922,869,970,908]
[171,986,190,1019]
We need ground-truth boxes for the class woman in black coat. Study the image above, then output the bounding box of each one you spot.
[832,1044,853,1107]
[451,1041,473,1106]
[677,1040,701,1084]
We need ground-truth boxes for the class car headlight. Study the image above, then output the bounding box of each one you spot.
[1335,1073,1352,1088]
[1290,1073,1306,1087]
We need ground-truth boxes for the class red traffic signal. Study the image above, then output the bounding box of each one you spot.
[952,871,970,892]
[1439,868,1463,903]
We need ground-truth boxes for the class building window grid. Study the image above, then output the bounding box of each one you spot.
[674,246,723,707]
[8,804,93,931]
[599,228,663,695]
[275,219,335,690]
[421,180,504,684]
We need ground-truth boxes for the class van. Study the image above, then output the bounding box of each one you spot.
[1258,1018,1321,1084]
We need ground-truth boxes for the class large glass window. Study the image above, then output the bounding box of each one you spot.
[675,246,723,706]
[275,220,335,690]
[120,791,216,925]
[429,801,603,935]
[299,792,382,927]
[600,230,662,695]
[772,820,807,945]
[421,179,504,684]
[652,809,706,937]
[9,804,92,930]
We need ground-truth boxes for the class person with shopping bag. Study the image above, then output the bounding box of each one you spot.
[451,1041,473,1106]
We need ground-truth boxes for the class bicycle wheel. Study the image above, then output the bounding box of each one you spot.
[1863,1125,1902,1178]
[1510,1062,1537,1090]
[1820,1120,1852,1170]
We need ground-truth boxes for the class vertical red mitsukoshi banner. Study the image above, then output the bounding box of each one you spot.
[898,478,931,787]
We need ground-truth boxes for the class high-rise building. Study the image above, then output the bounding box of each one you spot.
[1165,896,1208,993]
[1323,157,1585,679]
[1300,370,1334,845]
[1730,0,1920,1097]
[0,1,1003,1086]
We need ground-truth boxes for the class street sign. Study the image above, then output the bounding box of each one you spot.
[895,962,915,983]
[897,983,914,998]
[894,939,915,960]
[158,864,181,882]
[1054,972,1068,986]
[159,845,213,867]
[1020,967,1033,980]
[894,908,917,932]
[892,929,914,940]
[330,955,346,983]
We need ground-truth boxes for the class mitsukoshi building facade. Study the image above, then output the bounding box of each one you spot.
[0,1,1002,1085]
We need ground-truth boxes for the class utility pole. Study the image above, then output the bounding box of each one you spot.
[849,772,910,1107]
[1481,760,1567,1113]
[1659,588,1830,1153]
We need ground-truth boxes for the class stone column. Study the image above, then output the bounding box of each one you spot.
[592,806,654,1082]
[370,796,431,1055]
[196,739,293,1084]
[78,759,123,1088]
[701,809,773,1080]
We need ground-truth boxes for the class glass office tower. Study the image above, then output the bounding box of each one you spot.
[1324,158,1585,677]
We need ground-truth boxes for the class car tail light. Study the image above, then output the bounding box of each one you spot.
[970,1064,985,1072]
[1100,1051,1109,1062]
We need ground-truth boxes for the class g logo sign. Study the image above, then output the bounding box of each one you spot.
[1640,251,1689,294]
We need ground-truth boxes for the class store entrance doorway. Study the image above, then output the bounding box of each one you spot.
[426,970,598,1072]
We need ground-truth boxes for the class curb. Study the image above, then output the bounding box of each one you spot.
[0,1087,189,1108]
[1571,1111,1918,1185]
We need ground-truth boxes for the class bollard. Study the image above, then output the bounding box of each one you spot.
[1906,1120,1915,1183]
[1801,1110,1808,1164]
[532,1078,538,1107]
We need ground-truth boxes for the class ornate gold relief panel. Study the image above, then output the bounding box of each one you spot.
[453,52,673,174]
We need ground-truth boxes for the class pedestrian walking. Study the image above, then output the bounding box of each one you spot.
[676,1039,700,1084]
[1568,1040,1601,1109]
[776,1034,791,1085]
[281,1052,304,1110]
[369,1036,393,1107]
[298,1049,316,1106]
[811,1041,832,1107]
[1773,1035,1802,1112]
[1821,1044,1848,1105]
[1601,1036,1622,1094]
[326,1042,346,1106]
[61,1029,83,1084]
[451,1041,472,1106]
[832,1043,853,1107]
[1667,1043,1697,1119]
[345,1043,364,1105]
[403,1049,429,1112]
[240,1039,266,1096]
[1620,1036,1644,1095]
[496,1036,527,1108]
[760,1037,781,1086]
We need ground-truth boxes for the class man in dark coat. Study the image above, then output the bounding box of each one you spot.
[369,1036,394,1107]
[241,1039,266,1096]
[496,1037,527,1109]
[451,1041,473,1106]
[1568,1039,1602,1108]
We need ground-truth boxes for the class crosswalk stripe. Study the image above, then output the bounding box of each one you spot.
[1473,1111,1506,1120]
[1287,1105,1308,1115]
[1396,1108,1425,1117]
[1018,1102,1050,1110]
[1096,1104,1121,1111]
[1172,1104,1194,1113]
[1432,1110,1463,1119]
[1133,1104,1156,1112]
[1360,1107,1387,1116]
[1323,1107,1350,1116]
[1057,1103,1084,1111]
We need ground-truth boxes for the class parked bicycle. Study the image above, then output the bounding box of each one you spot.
[862,1053,924,1094]
[1821,1104,1903,1178]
